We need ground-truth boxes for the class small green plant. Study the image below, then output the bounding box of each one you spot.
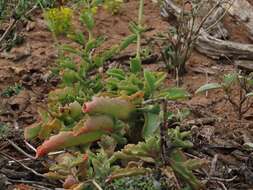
[196,72,253,120]
[44,6,73,36]
[103,0,123,14]
[105,175,163,190]
[129,0,145,73]
[1,83,23,97]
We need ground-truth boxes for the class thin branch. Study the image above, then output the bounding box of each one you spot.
[210,175,237,182]
[0,152,45,178]
[0,5,37,45]
[205,0,235,32]
[7,139,35,159]
[24,140,37,153]
[8,179,55,190]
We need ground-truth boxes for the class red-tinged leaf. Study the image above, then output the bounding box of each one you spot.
[83,96,135,120]
[36,131,105,158]
[73,115,114,136]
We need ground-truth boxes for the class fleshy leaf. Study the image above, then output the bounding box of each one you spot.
[24,123,42,140]
[106,68,125,80]
[142,111,161,138]
[110,136,160,164]
[36,131,105,158]
[168,127,193,149]
[195,83,222,94]
[83,96,135,120]
[119,34,137,51]
[69,101,83,119]
[73,115,114,135]
[160,87,190,100]
[144,70,156,96]
[130,57,142,73]
[107,167,151,182]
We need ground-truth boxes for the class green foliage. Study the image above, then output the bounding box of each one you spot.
[103,0,123,14]
[44,7,73,36]
[169,150,205,190]
[109,130,204,190]
[105,175,162,190]
[22,1,202,189]
[106,68,189,100]
[88,148,119,186]
[195,83,222,94]
[1,83,23,97]
[142,105,161,138]
[0,0,54,21]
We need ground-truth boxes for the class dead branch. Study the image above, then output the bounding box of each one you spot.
[162,0,253,60]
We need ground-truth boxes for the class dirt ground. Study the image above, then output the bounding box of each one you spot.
[1,0,253,189]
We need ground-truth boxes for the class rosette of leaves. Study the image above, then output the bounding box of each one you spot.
[107,131,206,190]
[106,68,190,139]
[24,95,137,157]
[106,68,190,99]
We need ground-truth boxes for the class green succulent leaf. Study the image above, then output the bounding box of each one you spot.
[83,96,136,120]
[130,57,142,73]
[36,130,105,157]
[154,72,167,87]
[110,136,160,164]
[119,34,137,51]
[107,167,151,182]
[195,83,222,94]
[24,123,42,140]
[160,87,190,100]
[142,111,161,139]
[144,70,156,96]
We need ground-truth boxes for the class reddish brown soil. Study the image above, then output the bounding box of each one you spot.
[0,1,253,189]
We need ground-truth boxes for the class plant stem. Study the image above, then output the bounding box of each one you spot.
[136,0,144,59]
